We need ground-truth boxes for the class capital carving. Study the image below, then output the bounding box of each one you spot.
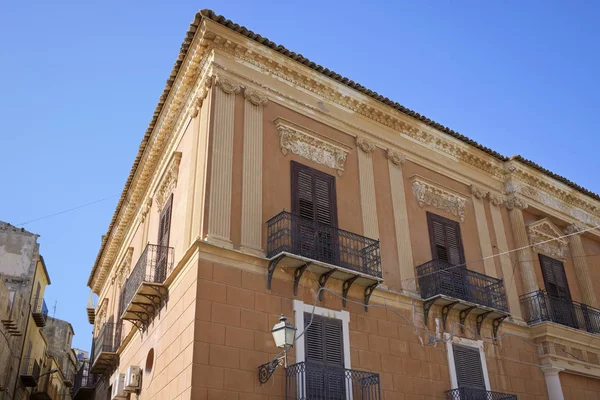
[356,137,376,153]
[489,194,503,207]
[505,196,528,211]
[155,152,182,211]
[215,76,241,95]
[141,197,153,223]
[470,185,489,200]
[564,223,585,235]
[386,150,406,166]
[191,79,212,118]
[244,88,268,106]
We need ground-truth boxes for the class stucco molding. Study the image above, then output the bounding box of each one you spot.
[470,185,489,200]
[274,117,349,176]
[564,223,585,235]
[140,197,153,223]
[356,137,376,154]
[410,175,468,222]
[191,79,212,118]
[489,194,504,207]
[215,76,241,95]
[155,152,182,212]
[527,218,569,260]
[505,196,528,211]
[386,149,406,166]
[244,88,268,106]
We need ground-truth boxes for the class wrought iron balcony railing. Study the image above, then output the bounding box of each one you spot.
[32,297,49,327]
[417,260,509,312]
[20,358,41,387]
[445,388,517,400]
[267,211,382,278]
[285,362,381,400]
[520,290,600,334]
[91,322,120,373]
[73,361,97,399]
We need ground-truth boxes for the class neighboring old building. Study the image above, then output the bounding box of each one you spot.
[83,10,600,400]
[43,316,78,389]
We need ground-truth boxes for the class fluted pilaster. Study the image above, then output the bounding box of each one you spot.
[470,185,496,277]
[565,224,598,307]
[206,77,240,248]
[356,137,379,240]
[506,197,538,294]
[240,89,267,256]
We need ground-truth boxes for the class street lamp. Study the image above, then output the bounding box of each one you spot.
[258,315,296,384]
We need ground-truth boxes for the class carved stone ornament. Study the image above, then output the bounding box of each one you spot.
[564,223,585,235]
[527,218,569,259]
[215,76,241,95]
[470,185,489,200]
[505,196,528,211]
[191,80,212,118]
[141,197,153,223]
[411,176,468,222]
[386,150,406,166]
[275,117,349,176]
[244,88,268,106]
[155,152,182,211]
[489,194,504,207]
[356,137,376,153]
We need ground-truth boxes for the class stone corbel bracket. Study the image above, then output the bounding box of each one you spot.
[527,218,569,259]
[155,152,183,211]
[410,175,469,222]
[274,117,350,176]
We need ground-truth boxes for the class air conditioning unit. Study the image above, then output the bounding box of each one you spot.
[124,365,141,391]
[111,373,126,399]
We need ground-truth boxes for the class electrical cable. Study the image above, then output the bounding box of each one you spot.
[16,194,119,226]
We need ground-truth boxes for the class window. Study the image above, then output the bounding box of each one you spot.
[539,254,575,327]
[291,161,338,264]
[293,300,350,400]
[427,212,465,265]
[156,194,173,282]
[446,335,490,392]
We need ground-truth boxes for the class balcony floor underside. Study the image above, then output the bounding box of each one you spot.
[423,294,510,337]
[73,388,95,400]
[268,252,383,311]
[121,282,167,332]
[90,353,118,374]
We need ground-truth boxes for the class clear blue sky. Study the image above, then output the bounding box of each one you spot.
[1,1,599,351]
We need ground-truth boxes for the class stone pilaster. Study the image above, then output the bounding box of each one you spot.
[506,196,538,294]
[240,89,268,256]
[205,77,240,249]
[541,366,565,400]
[489,195,522,319]
[356,137,379,240]
[565,224,598,307]
[470,185,496,277]
[387,150,416,291]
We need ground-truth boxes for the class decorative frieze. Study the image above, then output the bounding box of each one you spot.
[356,137,376,153]
[155,152,182,211]
[386,149,406,166]
[564,223,585,235]
[275,118,349,176]
[527,218,569,260]
[411,176,468,222]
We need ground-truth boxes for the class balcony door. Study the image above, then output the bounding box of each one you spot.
[427,212,467,299]
[304,313,345,400]
[453,344,487,399]
[156,194,173,282]
[539,254,575,328]
[291,161,338,265]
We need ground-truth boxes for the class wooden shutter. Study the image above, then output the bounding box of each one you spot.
[291,161,337,227]
[427,212,465,266]
[157,194,173,249]
[539,254,571,301]
[453,344,486,390]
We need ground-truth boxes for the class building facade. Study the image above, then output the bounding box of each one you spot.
[84,10,600,400]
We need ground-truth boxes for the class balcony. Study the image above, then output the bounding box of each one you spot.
[32,297,48,327]
[285,362,381,399]
[521,290,600,334]
[417,260,509,335]
[445,388,517,400]
[90,322,120,374]
[31,374,61,400]
[267,211,382,310]
[20,358,40,387]
[73,361,97,400]
[64,365,75,387]
[120,244,174,332]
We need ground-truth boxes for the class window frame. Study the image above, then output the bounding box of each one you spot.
[292,300,351,369]
[445,333,490,391]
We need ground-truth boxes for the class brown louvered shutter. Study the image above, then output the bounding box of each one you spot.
[427,212,465,266]
[304,313,345,399]
[539,254,575,327]
[156,194,173,282]
[453,344,486,390]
